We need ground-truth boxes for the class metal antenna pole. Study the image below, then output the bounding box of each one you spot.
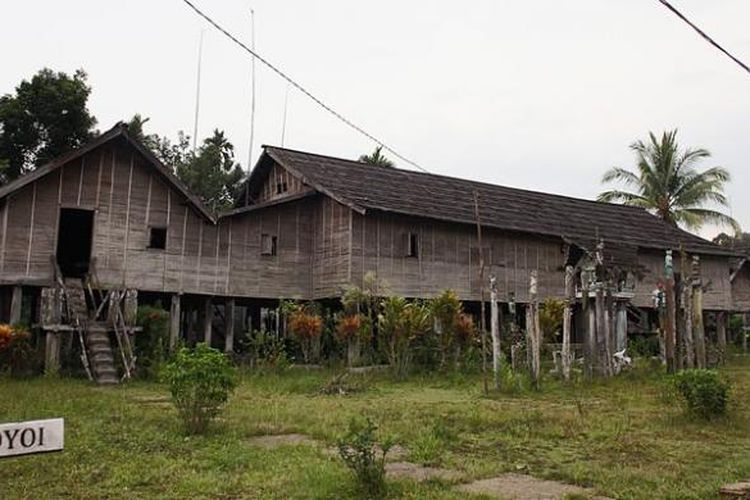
[247,8,256,171]
[281,84,290,147]
[192,29,205,152]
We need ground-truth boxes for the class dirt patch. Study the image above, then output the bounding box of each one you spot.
[456,473,605,499]
[386,462,462,482]
[247,434,318,449]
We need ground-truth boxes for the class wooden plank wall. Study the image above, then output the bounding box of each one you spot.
[632,251,732,310]
[311,197,351,299]
[348,211,566,302]
[732,265,750,311]
[255,162,313,204]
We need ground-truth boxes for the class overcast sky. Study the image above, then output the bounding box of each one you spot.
[2,1,748,238]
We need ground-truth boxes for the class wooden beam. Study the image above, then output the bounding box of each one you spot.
[169,294,181,352]
[561,265,574,381]
[717,311,727,364]
[25,183,37,277]
[490,276,500,390]
[225,298,235,354]
[9,286,22,325]
[45,330,61,375]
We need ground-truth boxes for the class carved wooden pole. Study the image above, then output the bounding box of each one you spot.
[682,278,694,369]
[664,250,676,374]
[169,294,181,352]
[225,298,236,354]
[562,265,574,381]
[717,311,727,365]
[9,286,22,325]
[691,256,706,369]
[490,276,501,390]
[581,265,594,379]
[527,270,541,389]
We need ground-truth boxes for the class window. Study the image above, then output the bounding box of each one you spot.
[276,180,288,195]
[406,232,419,258]
[261,233,277,256]
[148,227,167,250]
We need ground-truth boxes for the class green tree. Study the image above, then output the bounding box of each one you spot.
[0,68,97,184]
[359,146,394,168]
[713,232,750,249]
[598,130,738,232]
[127,114,190,171]
[177,129,244,213]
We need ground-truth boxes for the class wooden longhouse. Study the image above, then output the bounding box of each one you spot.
[0,123,747,381]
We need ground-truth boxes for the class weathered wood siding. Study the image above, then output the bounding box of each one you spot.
[0,141,225,295]
[311,197,351,299]
[348,211,566,302]
[732,264,750,311]
[633,251,732,310]
[225,198,314,299]
[255,162,313,204]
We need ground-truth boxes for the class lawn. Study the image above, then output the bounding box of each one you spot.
[2,357,750,499]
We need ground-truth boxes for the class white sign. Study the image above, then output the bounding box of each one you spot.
[0,418,64,458]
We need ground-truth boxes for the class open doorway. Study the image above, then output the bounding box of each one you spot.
[56,208,95,278]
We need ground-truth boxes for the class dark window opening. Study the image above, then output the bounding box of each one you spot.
[406,232,419,258]
[56,208,95,278]
[261,233,277,256]
[149,227,167,250]
[276,181,288,195]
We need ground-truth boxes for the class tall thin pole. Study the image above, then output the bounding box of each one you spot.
[247,8,256,170]
[473,190,488,394]
[193,29,205,152]
[280,84,290,147]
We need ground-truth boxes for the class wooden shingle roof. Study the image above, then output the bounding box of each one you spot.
[263,146,736,264]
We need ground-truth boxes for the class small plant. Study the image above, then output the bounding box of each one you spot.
[338,417,392,497]
[335,313,372,368]
[162,343,238,434]
[136,305,170,379]
[241,329,290,370]
[672,369,730,419]
[378,297,431,378]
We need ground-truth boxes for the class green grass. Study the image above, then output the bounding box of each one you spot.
[2,358,750,499]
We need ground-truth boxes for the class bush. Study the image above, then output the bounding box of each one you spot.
[136,305,170,379]
[338,417,392,497]
[240,329,290,370]
[672,369,730,419]
[162,343,238,434]
[0,324,36,378]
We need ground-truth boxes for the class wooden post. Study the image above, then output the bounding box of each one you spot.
[717,311,727,365]
[490,276,501,390]
[562,265,574,381]
[582,266,594,379]
[664,250,676,374]
[473,190,488,394]
[683,274,694,369]
[225,298,236,354]
[527,270,541,389]
[691,256,706,369]
[9,286,22,325]
[615,300,627,353]
[45,331,61,375]
[743,313,748,352]
[594,284,607,376]
[203,297,213,347]
[169,294,181,352]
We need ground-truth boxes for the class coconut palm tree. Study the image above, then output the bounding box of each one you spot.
[359,146,394,168]
[598,130,739,232]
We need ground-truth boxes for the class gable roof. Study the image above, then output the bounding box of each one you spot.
[260,145,736,265]
[0,123,215,222]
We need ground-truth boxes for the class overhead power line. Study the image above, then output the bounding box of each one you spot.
[180,0,430,172]
[655,0,750,76]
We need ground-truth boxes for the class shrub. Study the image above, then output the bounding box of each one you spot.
[335,313,371,368]
[241,329,290,370]
[288,308,323,364]
[378,297,431,378]
[672,369,730,419]
[0,324,35,378]
[338,417,392,497]
[539,298,565,344]
[162,343,238,434]
[136,305,170,379]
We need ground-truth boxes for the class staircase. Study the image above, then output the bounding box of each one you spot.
[54,259,135,385]
[86,323,119,385]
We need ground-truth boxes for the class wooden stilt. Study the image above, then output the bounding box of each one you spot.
[9,286,22,325]
[225,298,236,354]
[717,311,727,365]
[683,276,694,369]
[169,294,181,352]
[527,270,541,389]
[664,250,676,374]
[743,313,748,352]
[45,330,61,375]
[691,256,706,369]
[203,297,213,347]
